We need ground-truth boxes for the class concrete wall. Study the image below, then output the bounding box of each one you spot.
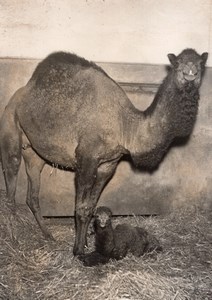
[0,0,211,65]
[0,59,211,216]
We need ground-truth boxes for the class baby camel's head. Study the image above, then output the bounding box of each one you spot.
[94,206,112,228]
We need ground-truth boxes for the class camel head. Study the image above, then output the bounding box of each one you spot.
[168,49,208,89]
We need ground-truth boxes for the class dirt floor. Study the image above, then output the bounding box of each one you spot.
[0,189,211,300]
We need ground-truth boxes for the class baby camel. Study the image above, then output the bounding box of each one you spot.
[79,206,162,266]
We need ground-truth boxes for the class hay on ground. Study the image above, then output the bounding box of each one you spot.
[0,189,211,300]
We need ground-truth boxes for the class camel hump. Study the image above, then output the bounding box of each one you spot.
[29,51,109,85]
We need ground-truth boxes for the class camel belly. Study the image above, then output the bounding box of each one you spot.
[21,127,77,169]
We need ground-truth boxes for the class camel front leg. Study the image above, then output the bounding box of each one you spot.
[73,159,118,256]
[73,155,97,256]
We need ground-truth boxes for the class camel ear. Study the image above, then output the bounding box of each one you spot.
[201,52,208,65]
[168,53,178,67]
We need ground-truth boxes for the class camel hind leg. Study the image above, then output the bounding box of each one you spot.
[0,115,22,207]
[22,146,54,240]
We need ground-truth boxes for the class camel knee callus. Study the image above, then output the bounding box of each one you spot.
[0,49,208,254]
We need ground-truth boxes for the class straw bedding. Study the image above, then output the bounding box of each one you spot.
[0,189,211,300]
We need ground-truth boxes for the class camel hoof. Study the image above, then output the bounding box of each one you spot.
[73,246,84,256]
[43,231,55,241]
[10,204,17,216]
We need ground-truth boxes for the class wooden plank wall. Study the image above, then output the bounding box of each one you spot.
[0,58,211,215]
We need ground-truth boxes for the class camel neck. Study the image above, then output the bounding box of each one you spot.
[125,74,199,169]
[95,223,115,256]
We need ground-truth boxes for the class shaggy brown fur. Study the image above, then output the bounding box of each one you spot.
[79,206,162,266]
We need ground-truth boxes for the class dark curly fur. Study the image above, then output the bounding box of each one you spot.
[132,49,208,169]
[79,206,162,266]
